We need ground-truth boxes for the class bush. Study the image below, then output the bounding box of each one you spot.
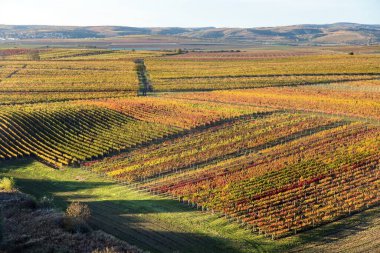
[0,177,15,191]
[63,202,92,233]
[65,202,91,221]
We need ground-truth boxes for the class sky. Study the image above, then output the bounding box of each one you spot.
[0,0,379,28]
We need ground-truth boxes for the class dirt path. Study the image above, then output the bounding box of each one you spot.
[135,59,152,96]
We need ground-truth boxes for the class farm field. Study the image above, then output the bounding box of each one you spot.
[88,112,379,239]
[89,111,347,181]
[163,49,321,60]
[0,47,379,252]
[0,98,271,167]
[0,60,138,92]
[0,102,178,166]
[0,49,170,105]
[146,55,380,91]
[162,79,380,121]
[0,91,134,105]
[82,97,268,129]
[0,48,166,61]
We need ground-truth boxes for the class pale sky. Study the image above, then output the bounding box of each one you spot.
[0,0,379,27]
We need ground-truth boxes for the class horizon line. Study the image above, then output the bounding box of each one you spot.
[1,22,379,29]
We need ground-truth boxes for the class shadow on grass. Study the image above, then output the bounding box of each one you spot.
[287,206,380,252]
[85,200,268,253]
[91,222,242,253]
[0,158,34,173]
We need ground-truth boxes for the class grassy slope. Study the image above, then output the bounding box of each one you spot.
[0,158,379,253]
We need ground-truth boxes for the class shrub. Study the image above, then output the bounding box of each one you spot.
[0,177,15,191]
[65,202,91,221]
[63,202,92,233]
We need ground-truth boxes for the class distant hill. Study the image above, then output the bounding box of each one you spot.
[0,23,379,45]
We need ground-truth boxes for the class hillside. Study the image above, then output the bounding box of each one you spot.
[0,47,379,252]
[0,23,379,45]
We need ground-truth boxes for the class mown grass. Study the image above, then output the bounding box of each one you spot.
[0,158,378,253]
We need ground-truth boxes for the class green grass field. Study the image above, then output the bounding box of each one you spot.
[1,158,378,253]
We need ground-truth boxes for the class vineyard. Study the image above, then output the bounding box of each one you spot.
[0,103,177,167]
[0,48,166,61]
[145,55,380,91]
[89,112,346,181]
[0,49,166,104]
[164,50,319,60]
[139,121,379,239]
[82,97,267,129]
[87,110,380,238]
[0,47,379,252]
[0,91,134,106]
[163,79,380,121]
[0,61,138,92]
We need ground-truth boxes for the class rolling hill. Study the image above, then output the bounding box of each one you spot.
[0,23,379,45]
